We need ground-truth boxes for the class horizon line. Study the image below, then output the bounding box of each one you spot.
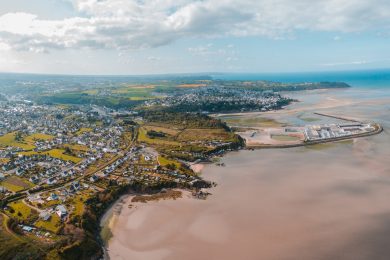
[0,67,390,78]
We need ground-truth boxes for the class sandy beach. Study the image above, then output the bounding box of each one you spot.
[189,163,205,173]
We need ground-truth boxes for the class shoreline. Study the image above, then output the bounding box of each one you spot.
[99,189,196,259]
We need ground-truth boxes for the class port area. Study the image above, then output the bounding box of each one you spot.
[236,113,383,149]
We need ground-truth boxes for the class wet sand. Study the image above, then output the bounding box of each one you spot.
[190,163,204,173]
[105,88,390,260]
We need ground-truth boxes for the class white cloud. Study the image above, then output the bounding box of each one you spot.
[0,0,390,52]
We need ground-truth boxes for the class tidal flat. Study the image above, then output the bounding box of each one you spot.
[104,87,390,260]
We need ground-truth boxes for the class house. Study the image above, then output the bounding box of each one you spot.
[46,177,56,185]
[71,181,80,191]
[90,175,98,182]
[39,211,51,221]
[22,226,35,232]
[29,175,39,184]
[16,168,25,176]
[56,205,67,218]
[49,193,58,200]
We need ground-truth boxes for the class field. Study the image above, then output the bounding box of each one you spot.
[44,149,82,163]
[138,127,181,146]
[24,133,54,143]
[64,144,90,152]
[7,201,37,221]
[0,158,10,164]
[0,132,36,150]
[35,214,62,233]
[18,149,82,163]
[177,128,235,142]
[143,125,181,136]
[0,132,54,151]
[218,115,284,128]
[158,156,181,168]
[0,176,34,192]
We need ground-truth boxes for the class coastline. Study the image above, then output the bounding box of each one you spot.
[99,190,197,259]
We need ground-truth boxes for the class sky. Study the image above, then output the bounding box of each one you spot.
[0,0,389,75]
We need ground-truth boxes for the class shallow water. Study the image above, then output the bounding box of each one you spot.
[106,87,390,260]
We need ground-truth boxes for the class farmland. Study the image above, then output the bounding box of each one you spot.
[0,176,34,192]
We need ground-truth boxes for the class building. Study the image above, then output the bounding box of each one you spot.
[56,205,67,218]
[39,211,51,221]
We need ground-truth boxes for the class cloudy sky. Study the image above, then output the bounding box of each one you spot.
[0,0,389,75]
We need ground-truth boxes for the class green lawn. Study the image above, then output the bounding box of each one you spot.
[7,201,37,221]
[35,214,62,233]
[0,176,34,192]
[44,149,82,163]
[158,156,181,168]
[0,132,36,150]
[138,127,181,146]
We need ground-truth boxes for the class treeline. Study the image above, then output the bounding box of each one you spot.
[147,130,166,138]
[166,98,292,113]
[141,111,230,130]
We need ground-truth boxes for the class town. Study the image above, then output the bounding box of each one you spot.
[0,94,245,259]
[145,85,294,113]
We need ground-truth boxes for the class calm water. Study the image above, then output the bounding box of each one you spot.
[213,69,390,88]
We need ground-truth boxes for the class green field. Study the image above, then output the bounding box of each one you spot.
[7,201,37,221]
[0,132,36,150]
[138,127,181,146]
[0,176,34,192]
[35,214,62,233]
[44,149,82,163]
[177,128,235,142]
[158,156,181,168]
[24,133,54,143]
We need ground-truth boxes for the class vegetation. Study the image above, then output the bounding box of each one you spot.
[7,201,38,221]
[44,149,82,163]
[0,214,46,260]
[35,214,62,233]
[0,132,36,150]
[0,176,34,192]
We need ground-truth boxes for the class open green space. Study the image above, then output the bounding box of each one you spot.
[0,176,34,192]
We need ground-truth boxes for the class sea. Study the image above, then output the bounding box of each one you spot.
[212,68,390,89]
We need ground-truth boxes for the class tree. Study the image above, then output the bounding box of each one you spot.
[166,163,177,171]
